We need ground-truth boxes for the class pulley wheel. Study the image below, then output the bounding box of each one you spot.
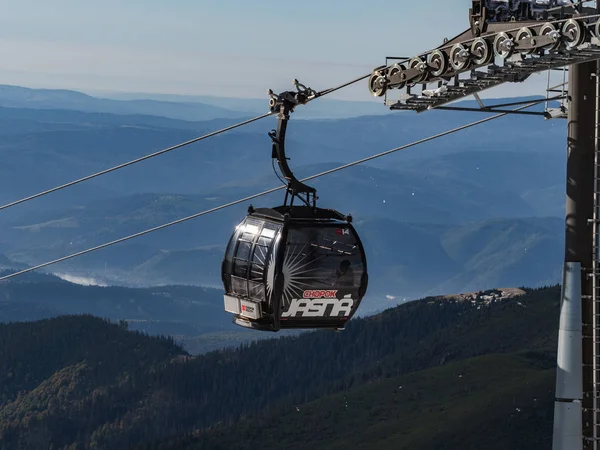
[562,19,584,50]
[408,57,428,85]
[493,32,515,59]
[515,27,536,55]
[540,23,561,51]
[595,18,600,39]
[368,70,387,97]
[387,63,406,89]
[427,50,448,78]
[470,38,492,66]
[449,43,470,71]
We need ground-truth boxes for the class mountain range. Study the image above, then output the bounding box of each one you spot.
[0,84,394,120]
[0,84,570,328]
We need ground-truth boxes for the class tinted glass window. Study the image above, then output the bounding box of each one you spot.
[223,223,243,291]
[280,225,364,307]
[223,216,281,302]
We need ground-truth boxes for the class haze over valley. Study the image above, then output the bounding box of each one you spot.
[0,84,568,352]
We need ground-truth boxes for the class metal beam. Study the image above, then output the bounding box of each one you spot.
[488,96,567,109]
[433,106,549,116]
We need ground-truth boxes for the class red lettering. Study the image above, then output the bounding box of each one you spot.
[303,290,338,299]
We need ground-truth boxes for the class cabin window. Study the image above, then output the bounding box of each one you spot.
[224,217,281,302]
[281,225,364,303]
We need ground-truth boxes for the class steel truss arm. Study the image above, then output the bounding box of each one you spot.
[368,12,600,113]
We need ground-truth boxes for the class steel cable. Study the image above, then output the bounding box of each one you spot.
[0,73,372,213]
[0,100,541,281]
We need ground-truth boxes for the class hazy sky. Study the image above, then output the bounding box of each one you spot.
[0,0,553,100]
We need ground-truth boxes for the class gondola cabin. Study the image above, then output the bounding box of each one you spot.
[222,206,368,332]
[222,83,368,331]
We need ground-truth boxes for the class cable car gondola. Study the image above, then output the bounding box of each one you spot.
[221,83,368,332]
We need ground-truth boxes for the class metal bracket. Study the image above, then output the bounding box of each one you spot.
[470,1,487,37]
[268,78,317,115]
[267,80,318,208]
[473,92,485,108]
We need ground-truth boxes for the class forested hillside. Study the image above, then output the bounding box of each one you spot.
[0,286,560,449]
[154,352,554,450]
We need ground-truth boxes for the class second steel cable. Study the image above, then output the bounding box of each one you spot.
[0,112,274,212]
[0,72,373,213]
[0,100,541,281]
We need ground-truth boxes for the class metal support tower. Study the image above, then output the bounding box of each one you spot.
[554,60,597,450]
[587,58,600,449]
[369,3,600,446]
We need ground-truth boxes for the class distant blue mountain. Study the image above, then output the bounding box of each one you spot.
[0,90,570,318]
[95,90,396,119]
[0,85,252,121]
[0,197,564,314]
[0,84,396,121]
[0,99,566,216]
[1,85,552,123]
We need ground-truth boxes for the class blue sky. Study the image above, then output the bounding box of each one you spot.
[0,0,551,100]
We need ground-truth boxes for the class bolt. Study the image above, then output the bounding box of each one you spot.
[500,40,514,52]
